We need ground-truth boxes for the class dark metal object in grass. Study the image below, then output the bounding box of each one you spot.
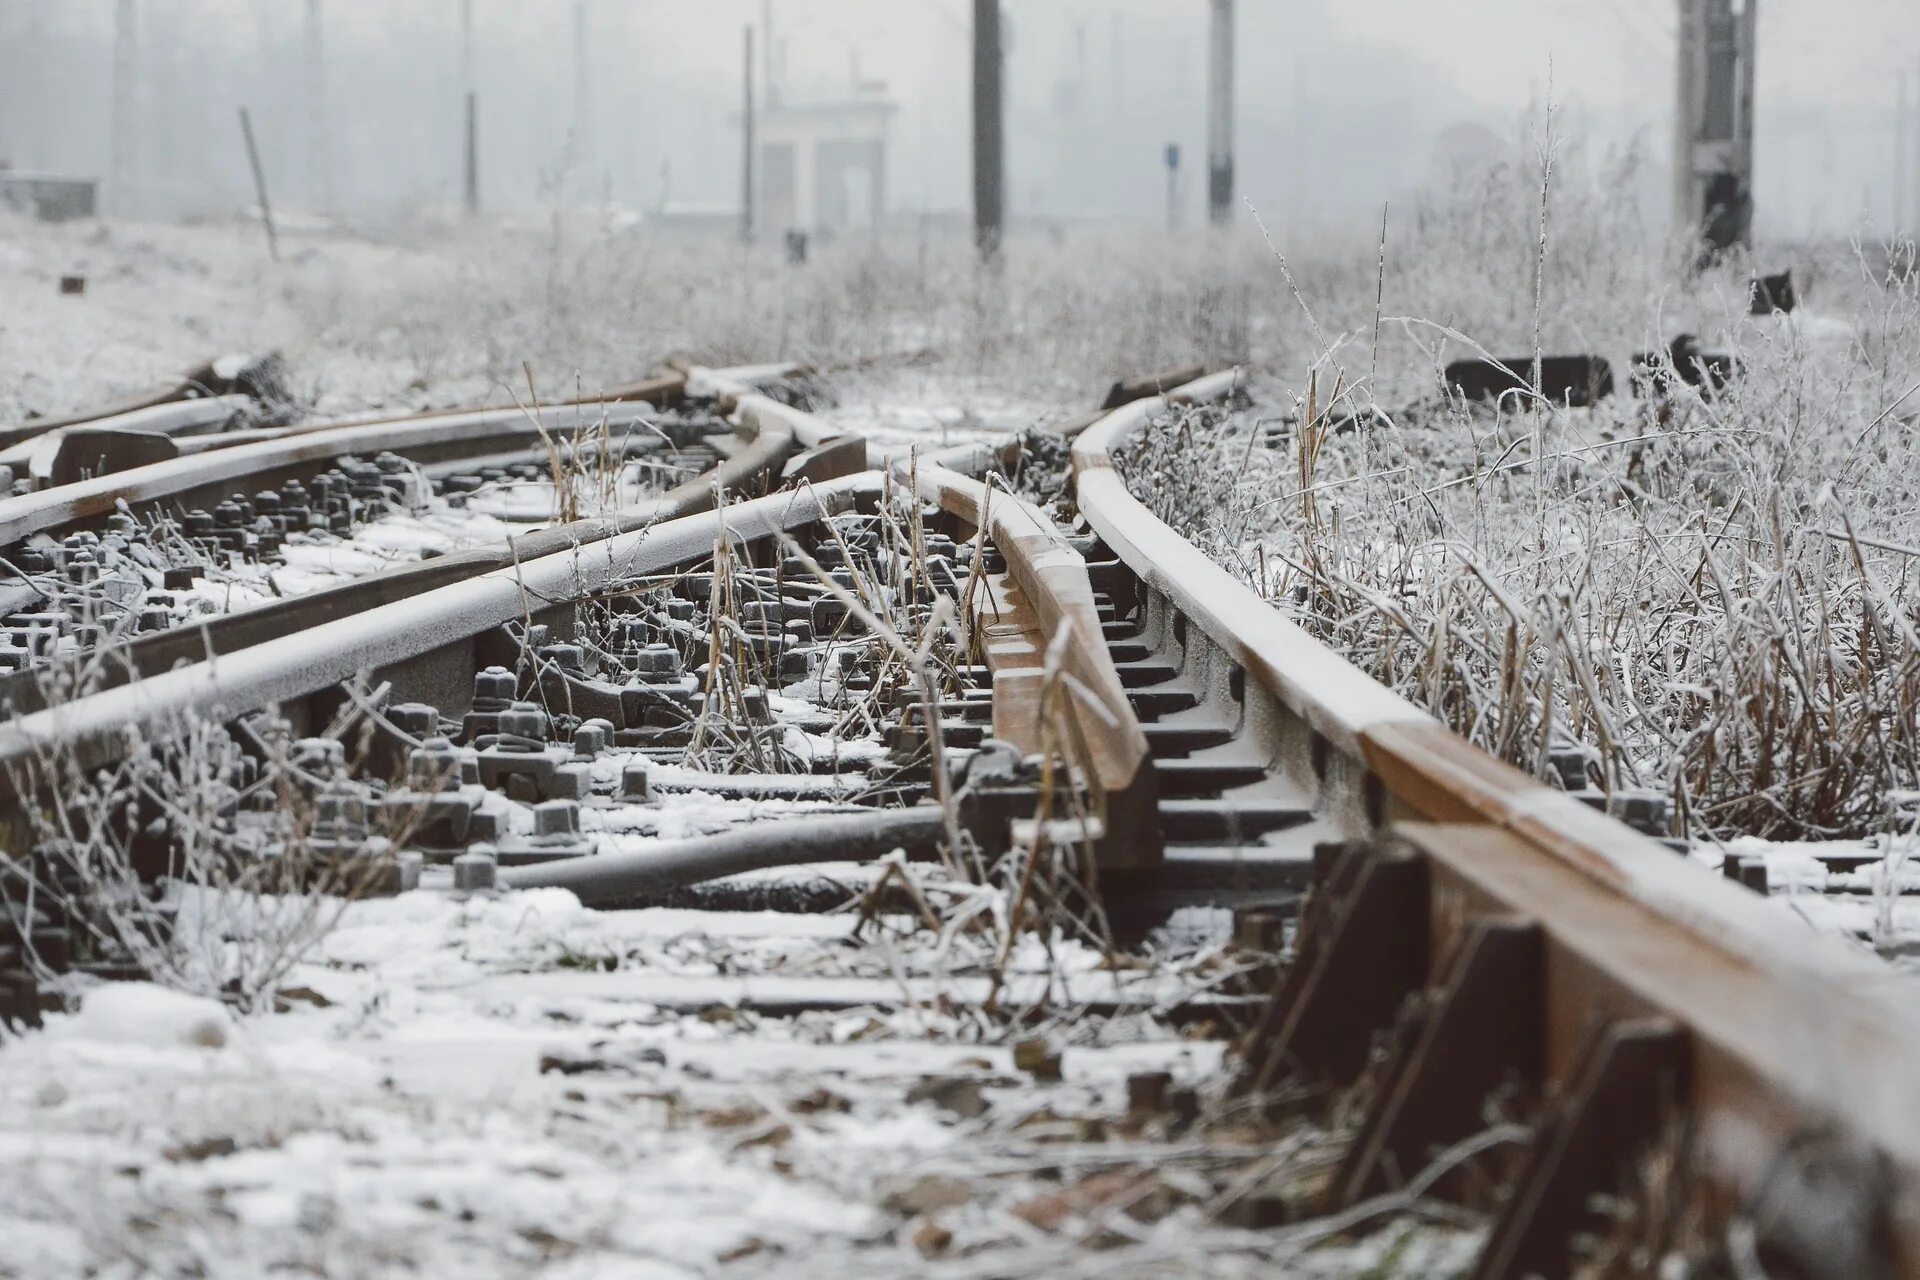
[1752,270,1796,315]
[1631,334,1740,401]
[1444,355,1615,408]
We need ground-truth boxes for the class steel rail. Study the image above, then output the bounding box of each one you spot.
[0,395,805,714]
[0,352,281,448]
[906,457,1160,871]
[1072,372,1920,1274]
[0,380,685,549]
[501,808,947,904]
[0,474,876,815]
[1,371,685,493]
[693,364,1017,477]
[0,395,258,487]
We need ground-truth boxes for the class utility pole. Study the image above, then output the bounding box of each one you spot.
[1899,74,1911,235]
[465,92,480,218]
[1675,0,1757,255]
[1207,0,1235,226]
[1164,143,1182,232]
[459,0,473,92]
[0,5,28,168]
[460,0,479,217]
[304,0,331,215]
[238,108,279,261]
[762,0,777,106]
[572,0,593,196]
[1912,61,1920,242]
[110,0,138,216]
[973,0,1005,263]
[741,25,755,245]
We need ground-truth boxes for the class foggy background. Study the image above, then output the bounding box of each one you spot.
[0,0,1915,245]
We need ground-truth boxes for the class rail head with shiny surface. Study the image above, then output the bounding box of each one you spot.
[905,456,1160,869]
[0,390,805,718]
[0,351,282,448]
[0,474,876,808]
[1071,370,1920,1257]
[0,382,684,549]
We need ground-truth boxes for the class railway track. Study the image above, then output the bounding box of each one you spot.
[0,360,1915,1275]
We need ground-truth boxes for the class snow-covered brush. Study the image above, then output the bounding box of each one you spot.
[683,490,803,776]
[0,650,418,1012]
[1114,129,1920,846]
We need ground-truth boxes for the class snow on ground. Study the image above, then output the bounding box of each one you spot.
[0,883,1267,1278]
[814,369,1078,457]
[173,503,515,617]
[1694,833,1920,970]
[0,213,518,424]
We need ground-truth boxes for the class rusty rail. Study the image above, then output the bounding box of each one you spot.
[909,458,1159,872]
[1072,372,1920,1275]
[0,474,873,817]
[11,347,1911,1269]
[0,390,805,715]
[0,374,686,548]
[0,395,259,489]
[0,352,285,449]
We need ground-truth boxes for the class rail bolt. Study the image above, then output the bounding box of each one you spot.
[634,644,683,681]
[295,737,347,777]
[532,800,582,840]
[497,703,550,743]
[572,721,612,759]
[407,738,464,793]
[1231,905,1288,953]
[618,760,653,803]
[388,703,439,737]
[472,667,517,705]
[539,643,586,674]
[452,849,498,893]
[312,782,368,832]
[394,851,425,892]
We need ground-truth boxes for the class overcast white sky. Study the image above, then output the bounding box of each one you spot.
[2,0,1917,240]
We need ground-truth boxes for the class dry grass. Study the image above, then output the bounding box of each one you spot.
[1117,135,1920,842]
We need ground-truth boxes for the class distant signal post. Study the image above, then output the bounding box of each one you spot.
[1676,0,1757,254]
[973,0,1005,264]
[1207,0,1235,226]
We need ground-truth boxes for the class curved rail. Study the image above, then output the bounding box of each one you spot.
[1072,372,1920,1274]
[0,474,873,814]
[0,352,284,448]
[0,395,803,715]
[10,347,1907,1270]
[907,458,1159,871]
[0,373,685,547]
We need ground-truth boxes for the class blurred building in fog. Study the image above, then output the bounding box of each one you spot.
[758,95,897,241]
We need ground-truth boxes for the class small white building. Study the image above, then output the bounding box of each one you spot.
[758,97,896,240]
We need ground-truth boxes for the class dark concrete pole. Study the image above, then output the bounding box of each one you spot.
[973,0,1004,263]
[1207,0,1235,226]
[742,25,756,245]
[1676,0,1757,254]
[464,91,480,217]
[238,107,279,260]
